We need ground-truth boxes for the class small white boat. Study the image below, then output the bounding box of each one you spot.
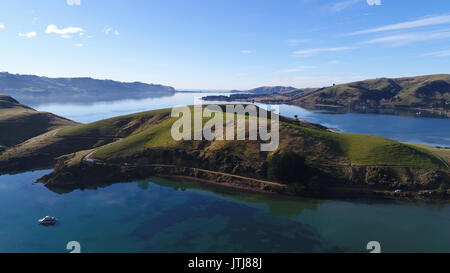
[38,216,57,225]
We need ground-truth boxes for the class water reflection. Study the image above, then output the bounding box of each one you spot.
[1,171,450,252]
[147,177,321,217]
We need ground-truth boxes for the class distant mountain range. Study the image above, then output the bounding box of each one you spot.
[231,86,297,95]
[204,74,450,113]
[0,72,176,105]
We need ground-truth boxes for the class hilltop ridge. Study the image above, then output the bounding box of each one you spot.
[0,95,77,149]
[0,96,448,200]
[204,74,450,114]
[0,72,176,104]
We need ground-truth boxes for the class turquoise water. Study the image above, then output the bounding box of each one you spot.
[1,170,449,253]
[34,92,450,147]
[12,93,450,253]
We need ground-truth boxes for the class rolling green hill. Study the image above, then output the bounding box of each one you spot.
[49,105,445,170]
[292,74,450,109]
[204,75,450,113]
[29,105,448,195]
[241,86,297,95]
[0,94,77,148]
[0,99,447,196]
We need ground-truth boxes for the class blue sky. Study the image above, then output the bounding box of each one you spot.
[0,0,449,90]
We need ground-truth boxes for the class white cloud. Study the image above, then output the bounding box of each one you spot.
[294,46,355,57]
[61,34,71,39]
[330,0,362,12]
[67,0,81,6]
[46,24,84,37]
[240,50,252,54]
[18,32,37,38]
[360,30,450,46]
[366,0,381,6]
[275,66,317,74]
[286,39,309,46]
[74,43,84,47]
[347,14,450,35]
[104,25,120,36]
[103,25,112,35]
[423,49,450,57]
[0,24,4,29]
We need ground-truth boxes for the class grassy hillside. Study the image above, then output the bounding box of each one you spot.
[0,95,77,147]
[0,107,172,173]
[245,86,297,95]
[20,104,446,197]
[2,103,447,191]
[292,74,450,109]
[72,106,446,172]
[404,143,450,168]
[204,75,450,113]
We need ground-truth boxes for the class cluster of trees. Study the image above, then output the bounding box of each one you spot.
[266,152,311,184]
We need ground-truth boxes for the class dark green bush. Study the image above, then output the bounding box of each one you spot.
[267,152,309,184]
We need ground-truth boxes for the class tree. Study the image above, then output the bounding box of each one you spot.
[267,152,309,183]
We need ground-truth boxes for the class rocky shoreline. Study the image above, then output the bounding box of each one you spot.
[37,160,450,201]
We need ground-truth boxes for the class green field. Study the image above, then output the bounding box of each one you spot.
[283,123,446,170]
[2,101,447,178]
[0,95,77,147]
[73,106,448,170]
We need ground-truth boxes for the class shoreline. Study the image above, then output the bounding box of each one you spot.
[201,97,450,118]
[158,173,450,203]
[38,161,450,202]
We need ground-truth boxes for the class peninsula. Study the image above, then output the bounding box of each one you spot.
[0,95,448,200]
[203,74,450,116]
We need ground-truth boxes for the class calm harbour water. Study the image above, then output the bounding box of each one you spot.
[0,92,447,253]
[1,170,449,253]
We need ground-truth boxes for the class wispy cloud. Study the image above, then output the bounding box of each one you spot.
[330,0,362,12]
[0,23,4,29]
[275,65,317,74]
[66,0,81,6]
[360,29,450,46]
[366,0,381,6]
[104,25,120,36]
[286,39,309,46]
[347,14,450,36]
[46,24,84,37]
[74,43,84,47]
[18,32,37,38]
[240,50,252,54]
[423,49,450,57]
[294,46,355,57]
